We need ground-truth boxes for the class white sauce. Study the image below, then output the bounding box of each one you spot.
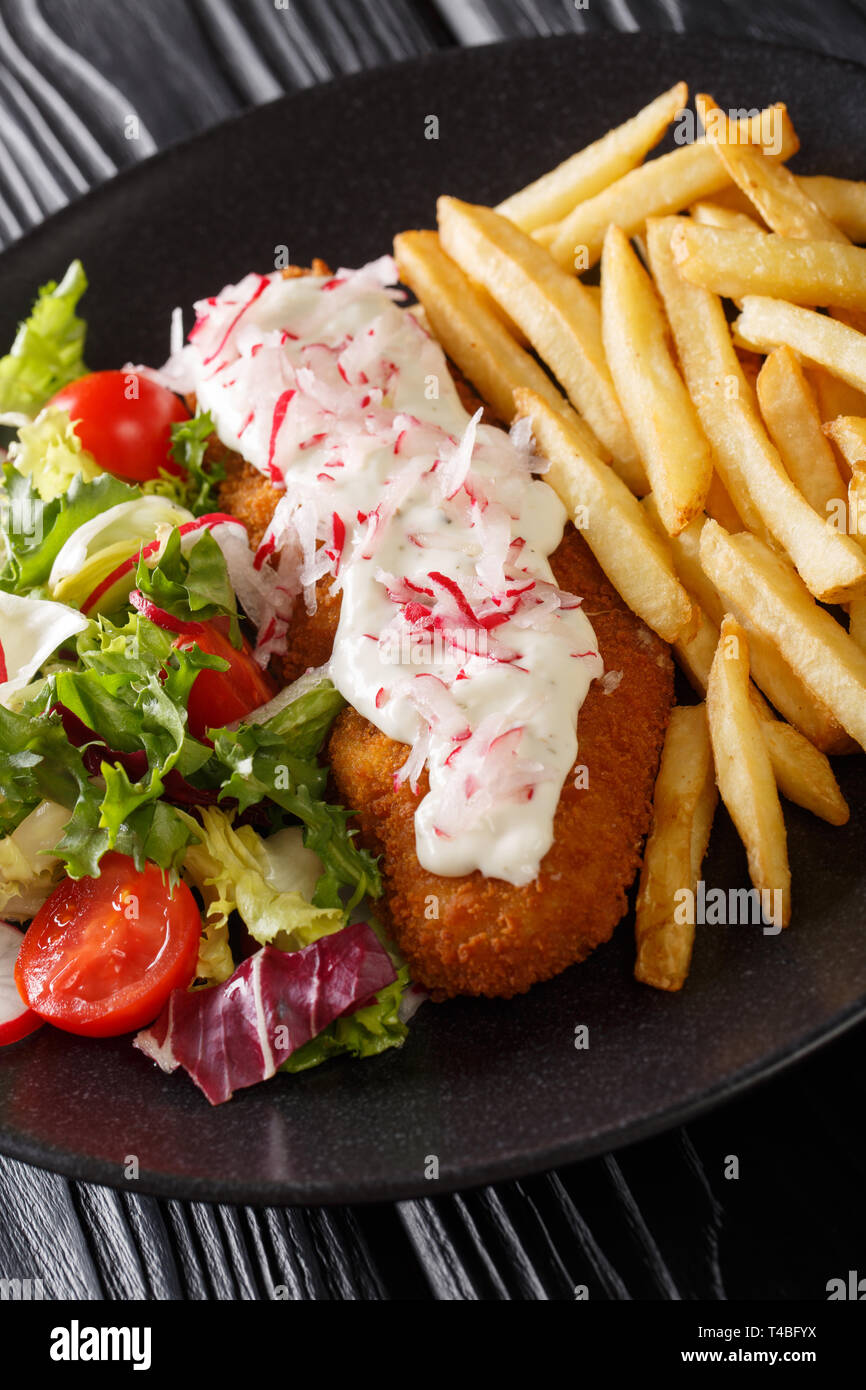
[163,258,603,886]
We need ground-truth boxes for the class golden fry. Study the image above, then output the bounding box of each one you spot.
[634,703,717,991]
[706,616,791,926]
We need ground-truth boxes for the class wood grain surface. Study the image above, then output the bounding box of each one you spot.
[0,0,864,1301]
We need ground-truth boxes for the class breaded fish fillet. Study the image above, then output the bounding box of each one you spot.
[328,529,673,997]
[213,260,673,996]
[217,448,673,997]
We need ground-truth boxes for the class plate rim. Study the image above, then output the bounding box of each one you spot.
[1,997,863,1206]
[1,29,865,1205]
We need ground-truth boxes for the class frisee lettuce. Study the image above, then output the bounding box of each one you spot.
[7,406,102,501]
[179,807,345,985]
[0,260,89,417]
[211,716,380,910]
[143,412,225,517]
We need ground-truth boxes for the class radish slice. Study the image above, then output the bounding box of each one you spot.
[48,496,195,588]
[0,922,44,1046]
[81,513,247,617]
[128,590,205,635]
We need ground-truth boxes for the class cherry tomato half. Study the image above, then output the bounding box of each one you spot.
[48,370,190,482]
[15,853,201,1037]
[178,622,278,740]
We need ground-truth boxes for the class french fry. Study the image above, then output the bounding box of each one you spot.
[822,414,866,479]
[649,225,866,602]
[467,278,530,347]
[705,473,744,532]
[672,222,866,309]
[711,183,771,223]
[848,456,866,553]
[642,496,853,753]
[706,616,791,926]
[634,703,717,991]
[809,365,866,425]
[736,349,763,407]
[673,602,722,696]
[849,599,866,653]
[757,347,847,515]
[695,94,844,242]
[667,580,850,819]
[497,82,687,233]
[531,222,558,249]
[807,367,866,479]
[646,216,768,535]
[798,175,866,243]
[700,519,866,752]
[513,388,693,642]
[695,96,866,334]
[689,199,764,233]
[735,295,866,397]
[393,230,602,460]
[755,714,849,826]
[436,197,647,492]
[600,226,712,531]
[549,104,799,270]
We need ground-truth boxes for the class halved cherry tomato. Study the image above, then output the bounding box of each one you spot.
[48,371,190,482]
[178,621,277,739]
[15,853,201,1037]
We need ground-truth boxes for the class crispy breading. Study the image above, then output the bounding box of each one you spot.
[327,528,673,997]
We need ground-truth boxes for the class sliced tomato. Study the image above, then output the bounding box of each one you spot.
[178,621,277,739]
[14,854,201,1037]
[48,371,190,483]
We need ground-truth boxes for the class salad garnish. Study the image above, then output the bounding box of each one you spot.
[0,262,415,1101]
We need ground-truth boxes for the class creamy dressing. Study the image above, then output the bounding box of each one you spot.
[163,258,603,886]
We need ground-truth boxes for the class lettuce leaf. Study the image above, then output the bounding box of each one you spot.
[0,590,88,705]
[144,412,224,517]
[179,806,344,984]
[0,799,69,920]
[0,697,93,838]
[134,526,241,645]
[0,261,88,417]
[60,613,217,777]
[282,966,410,1072]
[0,611,214,876]
[7,406,101,501]
[0,463,139,596]
[211,693,381,910]
[0,693,196,879]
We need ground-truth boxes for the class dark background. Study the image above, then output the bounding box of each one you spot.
[0,0,864,1301]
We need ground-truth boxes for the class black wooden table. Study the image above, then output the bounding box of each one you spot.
[1,0,865,1304]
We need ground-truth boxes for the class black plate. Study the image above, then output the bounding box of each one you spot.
[2,32,866,1206]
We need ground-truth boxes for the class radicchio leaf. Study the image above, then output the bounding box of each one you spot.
[134,920,397,1104]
